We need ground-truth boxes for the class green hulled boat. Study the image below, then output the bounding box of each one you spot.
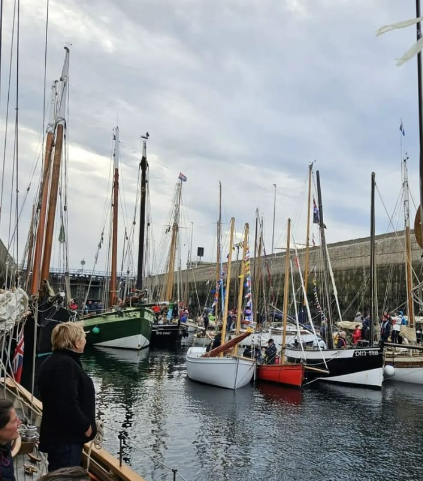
[84,306,154,350]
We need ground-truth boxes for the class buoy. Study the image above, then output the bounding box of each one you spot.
[92,326,100,335]
[384,364,395,377]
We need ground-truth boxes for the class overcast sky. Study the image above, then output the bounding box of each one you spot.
[0,0,420,277]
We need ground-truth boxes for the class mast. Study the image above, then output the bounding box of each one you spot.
[109,127,119,307]
[271,184,276,255]
[416,0,423,248]
[370,172,376,344]
[281,218,291,363]
[403,159,415,327]
[165,181,182,301]
[30,82,56,294]
[219,217,235,357]
[136,132,149,290]
[316,170,333,349]
[41,48,69,282]
[215,181,222,319]
[303,162,313,306]
[234,223,248,356]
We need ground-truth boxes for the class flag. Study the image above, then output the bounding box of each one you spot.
[178,172,187,182]
[313,197,320,224]
[312,233,316,247]
[400,121,405,136]
[13,327,24,383]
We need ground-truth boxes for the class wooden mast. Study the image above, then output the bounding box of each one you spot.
[136,133,149,291]
[165,181,182,301]
[234,223,248,356]
[219,217,235,357]
[30,82,56,294]
[316,170,333,349]
[281,218,291,363]
[215,181,222,319]
[403,159,415,327]
[40,48,69,283]
[109,127,119,307]
[303,163,313,306]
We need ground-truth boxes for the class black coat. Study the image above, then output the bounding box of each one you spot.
[0,443,15,481]
[37,350,97,448]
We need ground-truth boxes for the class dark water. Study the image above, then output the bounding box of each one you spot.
[82,347,423,481]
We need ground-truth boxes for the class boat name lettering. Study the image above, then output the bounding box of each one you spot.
[353,350,379,357]
[156,331,171,335]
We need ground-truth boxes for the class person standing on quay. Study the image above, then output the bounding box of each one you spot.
[0,399,22,481]
[38,323,97,472]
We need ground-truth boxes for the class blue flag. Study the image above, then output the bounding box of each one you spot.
[400,121,405,136]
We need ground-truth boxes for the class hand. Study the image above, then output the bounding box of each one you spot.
[84,426,92,437]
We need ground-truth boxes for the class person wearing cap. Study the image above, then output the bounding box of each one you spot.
[264,339,277,364]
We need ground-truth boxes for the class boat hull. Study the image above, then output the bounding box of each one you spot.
[257,363,304,388]
[285,347,384,388]
[84,307,154,350]
[186,347,255,389]
[150,323,187,348]
[385,355,423,384]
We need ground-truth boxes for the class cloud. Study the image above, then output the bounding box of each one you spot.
[0,0,420,283]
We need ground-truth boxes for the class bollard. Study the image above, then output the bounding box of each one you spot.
[118,433,124,467]
[172,468,177,481]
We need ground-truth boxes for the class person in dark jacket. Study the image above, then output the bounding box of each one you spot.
[37,322,97,472]
[265,339,277,364]
[0,398,21,481]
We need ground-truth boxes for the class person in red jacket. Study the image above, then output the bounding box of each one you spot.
[352,324,362,345]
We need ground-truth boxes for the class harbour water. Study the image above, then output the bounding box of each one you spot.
[82,346,422,481]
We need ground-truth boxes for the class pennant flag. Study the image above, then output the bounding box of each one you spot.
[313,197,320,224]
[178,172,187,182]
[13,327,24,383]
[400,120,405,136]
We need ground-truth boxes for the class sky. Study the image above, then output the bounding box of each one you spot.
[0,0,421,277]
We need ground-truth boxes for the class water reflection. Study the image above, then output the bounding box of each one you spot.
[82,348,423,481]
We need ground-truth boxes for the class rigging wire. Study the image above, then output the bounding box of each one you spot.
[0,0,16,231]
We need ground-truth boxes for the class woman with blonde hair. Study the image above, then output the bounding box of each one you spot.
[37,322,96,472]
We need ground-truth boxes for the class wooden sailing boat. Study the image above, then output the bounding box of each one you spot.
[148,174,188,347]
[285,171,385,388]
[257,219,305,388]
[186,218,256,389]
[83,128,154,350]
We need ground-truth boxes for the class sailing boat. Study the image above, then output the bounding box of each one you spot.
[83,128,153,350]
[186,218,256,389]
[148,174,189,347]
[285,170,384,388]
[257,219,305,388]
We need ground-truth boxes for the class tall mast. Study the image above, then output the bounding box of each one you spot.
[136,133,149,290]
[165,181,182,301]
[109,127,119,307]
[30,82,56,294]
[271,184,276,255]
[403,159,415,327]
[234,223,248,356]
[219,217,235,357]
[316,170,333,349]
[41,47,69,283]
[281,218,291,363]
[416,0,423,248]
[370,172,376,343]
[215,181,222,318]
[303,162,313,306]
